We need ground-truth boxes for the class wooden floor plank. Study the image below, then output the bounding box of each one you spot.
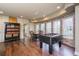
[0,40,74,56]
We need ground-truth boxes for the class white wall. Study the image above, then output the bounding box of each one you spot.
[17,18,29,39]
[0,15,9,22]
[29,23,35,31]
[17,18,35,39]
[75,5,79,55]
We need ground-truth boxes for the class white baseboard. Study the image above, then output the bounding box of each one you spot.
[75,50,79,56]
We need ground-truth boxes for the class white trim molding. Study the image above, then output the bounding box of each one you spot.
[75,50,79,56]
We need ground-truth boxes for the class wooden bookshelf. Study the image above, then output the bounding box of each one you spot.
[5,22,20,42]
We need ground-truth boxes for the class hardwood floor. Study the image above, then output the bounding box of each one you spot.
[0,39,74,56]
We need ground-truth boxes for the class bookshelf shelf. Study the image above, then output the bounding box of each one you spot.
[5,22,20,42]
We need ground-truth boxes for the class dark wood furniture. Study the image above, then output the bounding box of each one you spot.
[5,22,20,42]
[31,34,38,41]
[39,34,62,54]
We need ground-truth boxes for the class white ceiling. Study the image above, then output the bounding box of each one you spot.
[0,3,65,19]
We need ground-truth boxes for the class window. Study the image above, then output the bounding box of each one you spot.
[62,16,73,39]
[53,20,60,34]
[35,24,40,34]
[40,23,45,34]
[46,21,51,33]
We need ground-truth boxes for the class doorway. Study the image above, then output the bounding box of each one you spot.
[22,24,30,43]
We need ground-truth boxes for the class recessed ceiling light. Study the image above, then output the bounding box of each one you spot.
[57,6,60,9]
[20,16,23,18]
[0,11,4,14]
